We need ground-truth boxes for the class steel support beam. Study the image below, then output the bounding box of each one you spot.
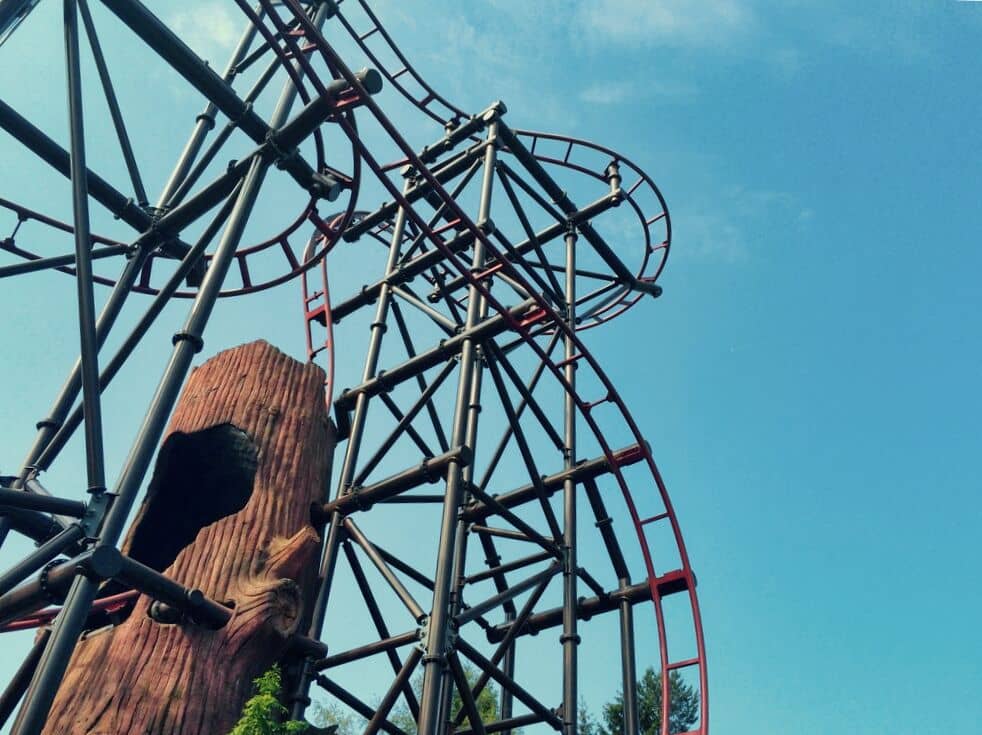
[561,228,579,735]
[461,443,646,523]
[485,574,690,644]
[293,175,415,721]
[416,119,501,735]
[334,298,536,414]
[0,490,86,518]
[0,245,129,279]
[619,576,640,735]
[317,447,471,519]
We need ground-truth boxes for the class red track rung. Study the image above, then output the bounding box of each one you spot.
[653,568,690,597]
[612,443,646,467]
[305,305,328,326]
[667,657,700,671]
[555,353,584,368]
[433,218,462,235]
[584,394,611,410]
[516,307,546,327]
[639,511,669,526]
[474,262,504,281]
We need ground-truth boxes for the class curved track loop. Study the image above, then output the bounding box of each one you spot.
[0,3,361,297]
[330,0,671,329]
[295,4,708,733]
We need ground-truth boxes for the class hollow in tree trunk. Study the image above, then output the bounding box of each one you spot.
[40,340,334,735]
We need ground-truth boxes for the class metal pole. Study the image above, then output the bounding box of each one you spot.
[1,11,268,545]
[440,121,500,722]
[0,525,84,598]
[158,5,262,208]
[6,8,264,494]
[10,0,332,496]
[0,245,129,278]
[11,153,272,735]
[31,184,243,474]
[619,577,640,735]
[291,176,414,720]
[417,120,497,735]
[64,0,106,498]
[6,247,147,502]
[561,228,579,735]
[499,608,515,735]
[0,628,49,729]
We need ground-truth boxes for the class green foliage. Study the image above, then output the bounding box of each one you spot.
[228,665,309,735]
[312,663,697,735]
[440,663,500,730]
[310,700,364,735]
[312,664,501,735]
[594,668,699,735]
[579,697,603,735]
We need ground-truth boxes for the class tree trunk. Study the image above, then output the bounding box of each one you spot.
[41,340,333,735]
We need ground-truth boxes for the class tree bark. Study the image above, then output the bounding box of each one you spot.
[41,340,334,735]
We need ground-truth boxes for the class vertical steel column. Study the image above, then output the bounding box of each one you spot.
[63,0,106,499]
[417,121,498,735]
[618,577,640,735]
[292,179,414,721]
[561,228,579,735]
[499,609,516,735]
[11,153,272,735]
[438,119,498,732]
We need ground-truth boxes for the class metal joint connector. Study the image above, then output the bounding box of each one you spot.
[171,332,204,353]
[351,489,371,512]
[420,456,436,483]
[374,369,393,392]
[39,559,68,606]
[194,111,216,131]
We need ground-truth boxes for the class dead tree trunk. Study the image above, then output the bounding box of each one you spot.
[41,340,333,735]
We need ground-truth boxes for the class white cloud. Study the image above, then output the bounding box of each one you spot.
[574,0,753,48]
[168,3,241,63]
[682,210,749,263]
[674,187,812,264]
[580,79,699,105]
[580,81,637,105]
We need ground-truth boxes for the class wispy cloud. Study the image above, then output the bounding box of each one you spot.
[579,79,699,105]
[168,3,240,63]
[675,186,813,263]
[573,0,754,49]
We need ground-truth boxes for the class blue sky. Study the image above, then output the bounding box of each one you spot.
[1,1,981,733]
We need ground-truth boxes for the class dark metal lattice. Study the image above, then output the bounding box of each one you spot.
[0,2,707,734]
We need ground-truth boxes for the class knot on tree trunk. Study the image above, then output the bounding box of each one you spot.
[224,526,322,654]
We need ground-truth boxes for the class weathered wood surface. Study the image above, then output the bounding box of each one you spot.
[42,340,332,735]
